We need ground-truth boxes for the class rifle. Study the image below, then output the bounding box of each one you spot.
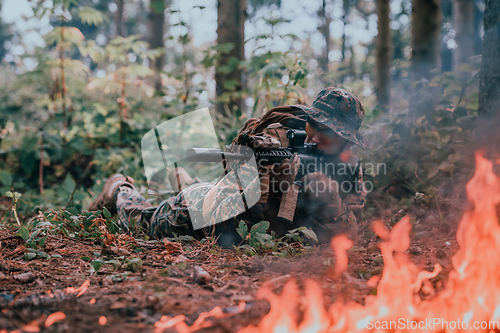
[181,129,360,225]
[183,129,359,184]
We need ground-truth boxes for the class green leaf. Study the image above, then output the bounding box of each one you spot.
[63,174,76,193]
[16,226,29,240]
[0,171,12,186]
[38,236,47,247]
[437,162,456,175]
[81,256,91,261]
[36,251,50,259]
[105,220,119,235]
[67,207,80,216]
[91,259,104,272]
[105,259,121,270]
[78,7,107,26]
[236,221,248,240]
[299,228,318,243]
[103,207,111,219]
[250,221,270,236]
[21,153,35,175]
[24,252,37,261]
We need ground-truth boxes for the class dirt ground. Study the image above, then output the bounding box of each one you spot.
[0,214,460,333]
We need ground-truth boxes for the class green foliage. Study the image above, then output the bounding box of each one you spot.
[77,7,108,26]
[236,220,316,257]
[244,50,310,115]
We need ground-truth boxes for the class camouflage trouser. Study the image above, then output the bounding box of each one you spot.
[115,162,366,244]
[115,182,215,239]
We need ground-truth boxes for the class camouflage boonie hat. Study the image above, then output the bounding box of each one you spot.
[298,88,369,149]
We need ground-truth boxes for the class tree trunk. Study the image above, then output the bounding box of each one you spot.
[116,0,126,37]
[410,0,442,82]
[478,0,500,116]
[453,0,475,74]
[216,0,246,115]
[318,0,332,74]
[149,0,166,90]
[341,0,349,62]
[376,0,391,112]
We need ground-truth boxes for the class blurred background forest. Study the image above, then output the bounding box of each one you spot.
[0,0,497,226]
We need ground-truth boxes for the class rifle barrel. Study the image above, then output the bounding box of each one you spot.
[184,148,248,162]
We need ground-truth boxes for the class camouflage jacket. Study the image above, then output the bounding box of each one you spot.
[161,106,367,244]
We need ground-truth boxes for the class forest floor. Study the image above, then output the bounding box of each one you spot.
[0,213,459,333]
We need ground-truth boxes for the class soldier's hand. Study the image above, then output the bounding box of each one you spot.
[301,171,340,202]
[270,153,300,193]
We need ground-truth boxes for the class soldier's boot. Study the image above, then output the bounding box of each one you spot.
[87,174,135,215]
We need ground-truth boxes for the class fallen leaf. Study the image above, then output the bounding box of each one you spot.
[163,239,182,254]
[13,272,36,284]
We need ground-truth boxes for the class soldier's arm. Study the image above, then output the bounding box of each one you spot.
[304,166,366,240]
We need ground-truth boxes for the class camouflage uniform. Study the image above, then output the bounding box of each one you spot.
[115,88,369,245]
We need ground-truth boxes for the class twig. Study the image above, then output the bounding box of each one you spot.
[47,235,94,247]
[59,24,67,122]
[65,162,93,209]
[39,132,44,194]
[10,190,21,226]
[23,191,33,217]
[0,235,17,242]
[40,271,63,282]
[414,166,427,186]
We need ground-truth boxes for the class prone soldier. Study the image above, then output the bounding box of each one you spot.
[87,87,370,245]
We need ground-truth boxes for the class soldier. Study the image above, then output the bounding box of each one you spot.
[87,88,369,245]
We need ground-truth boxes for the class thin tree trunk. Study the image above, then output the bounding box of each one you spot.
[216,0,246,115]
[116,0,126,37]
[59,25,66,119]
[410,0,442,82]
[341,0,349,62]
[318,0,331,74]
[376,0,391,112]
[349,45,355,78]
[453,0,475,75]
[478,0,500,116]
[149,0,166,90]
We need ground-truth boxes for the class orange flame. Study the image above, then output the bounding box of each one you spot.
[44,312,66,327]
[154,302,247,333]
[240,152,500,332]
[331,234,354,278]
[99,316,107,325]
[65,280,90,297]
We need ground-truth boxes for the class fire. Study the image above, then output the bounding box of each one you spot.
[240,153,500,332]
[44,312,66,327]
[154,302,247,332]
[99,316,107,325]
[65,280,90,297]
